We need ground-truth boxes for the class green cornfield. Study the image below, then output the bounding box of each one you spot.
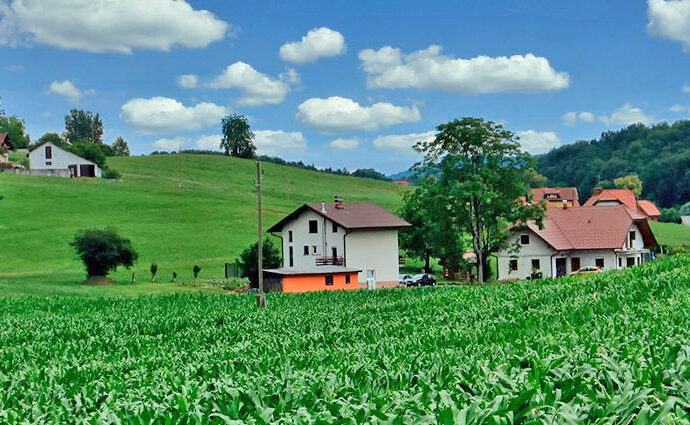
[2,256,690,424]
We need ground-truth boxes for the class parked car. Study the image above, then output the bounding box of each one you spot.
[570,266,602,275]
[399,274,414,286]
[406,274,437,287]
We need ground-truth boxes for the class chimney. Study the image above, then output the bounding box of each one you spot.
[562,199,568,210]
[334,195,344,209]
[321,201,327,213]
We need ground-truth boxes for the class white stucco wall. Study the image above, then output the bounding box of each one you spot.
[280,209,345,270]
[345,229,400,284]
[29,142,102,177]
[498,230,556,280]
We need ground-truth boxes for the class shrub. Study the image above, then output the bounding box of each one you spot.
[102,168,121,180]
[239,238,282,287]
[70,228,138,277]
[193,265,201,281]
[172,272,178,283]
[150,263,158,282]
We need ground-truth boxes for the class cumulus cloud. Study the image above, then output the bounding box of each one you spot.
[647,0,690,51]
[120,97,228,134]
[516,130,561,155]
[46,80,96,101]
[373,131,435,154]
[599,103,653,125]
[208,62,292,106]
[195,134,221,150]
[296,96,420,134]
[329,138,361,150]
[562,111,594,126]
[177,74,199,89]
[670,104,687,112]
[358,45,569,93]
[279,27,346,63]
[0,0,229,53]
[254,130,306,156]
[154,137,185,151]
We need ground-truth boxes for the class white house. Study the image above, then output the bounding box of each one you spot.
[266,198,410,291]
[28,141,102,178]
[498,205,657,280]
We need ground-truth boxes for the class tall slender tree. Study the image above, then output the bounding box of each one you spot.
[64,109,103,143]
[111,137,130,156]
[415,117,545,283]
[220,114,256,159]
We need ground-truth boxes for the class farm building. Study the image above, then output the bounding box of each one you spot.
[266,198,410,292]
[498,205,657,281]
[27,141,102,178]
[584,188,661,221]
[530,187,580,208]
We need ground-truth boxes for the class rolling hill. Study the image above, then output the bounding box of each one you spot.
[0,155,407,294]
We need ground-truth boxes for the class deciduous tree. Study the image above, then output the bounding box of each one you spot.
[64,109,103,143]
[70,228,138,277]
[111,136,130,156]
[220,114,256,159]
[239,238,281,286]
[614,174,643,197]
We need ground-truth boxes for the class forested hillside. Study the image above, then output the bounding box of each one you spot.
[537,120,690,207]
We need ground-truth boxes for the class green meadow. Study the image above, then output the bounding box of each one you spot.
[1,154,406,295]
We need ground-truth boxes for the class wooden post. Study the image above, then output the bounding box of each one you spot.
[256,161,266,308]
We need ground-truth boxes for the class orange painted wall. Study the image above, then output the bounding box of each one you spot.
[281,272,359,293]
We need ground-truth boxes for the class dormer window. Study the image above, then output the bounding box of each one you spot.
[521,235,530,245]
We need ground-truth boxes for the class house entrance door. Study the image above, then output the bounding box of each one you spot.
[79,164,95,177]
[556,258,567,277]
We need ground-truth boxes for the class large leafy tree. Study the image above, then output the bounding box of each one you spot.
[239,238,282,287]
[64,109,103,144]
[0,114,31,149]
[614,174,643,197]
[415,117,545,283]
[70,228,138,277]
[111,136,130,156]
[220,114,256,159]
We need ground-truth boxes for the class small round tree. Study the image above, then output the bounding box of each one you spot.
[150,263,158,282]
[193,265,201,281]
[70,228,138,279]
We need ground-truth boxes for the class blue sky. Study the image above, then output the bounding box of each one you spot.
[2,0,690,174]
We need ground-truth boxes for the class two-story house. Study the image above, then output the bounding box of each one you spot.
[498,204,657,280]
[264,198,410,293]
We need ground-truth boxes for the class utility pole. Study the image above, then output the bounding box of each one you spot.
[256,160,266,308]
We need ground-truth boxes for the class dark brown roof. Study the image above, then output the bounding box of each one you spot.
[268,202,411,232]
[522,205,657,250]
[530,187,580,206]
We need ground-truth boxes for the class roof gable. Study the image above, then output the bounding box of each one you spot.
[584,189,637,209]
[530,187,580,205]
[637,200,661,217]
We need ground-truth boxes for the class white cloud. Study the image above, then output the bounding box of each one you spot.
[208,62,291,106]
[683,84,690,93]
[647,0,690,51]
[5,64,24,72]
[329,138,361,150]
[516,130,561,155]
[296,96,420,134]
[46,80,96,102]
[0,0,229,53]
[670,104,687,112]
[598,103,653,125]
[373,131,435,154]
[358,45,569,93]
[177,74,198,89]
[154,137,185,151]
[279,67,301,85]
[279,27,346,64]
[561,111,594,126]
[195,134,221,150]
[254,130,306,156]
[120,97,228,134]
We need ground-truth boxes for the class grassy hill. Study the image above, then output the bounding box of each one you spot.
[0,155,407,294]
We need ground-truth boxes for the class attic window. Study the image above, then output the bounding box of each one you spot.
[630,231,636,241]
[309,220,318,234]
[45,146,52,159]
[521,235,530,245]
[332,222,337,233]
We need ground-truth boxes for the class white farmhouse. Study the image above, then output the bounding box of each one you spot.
[266,198,410,291]
[498,205,657,280]
[28,141,102,178]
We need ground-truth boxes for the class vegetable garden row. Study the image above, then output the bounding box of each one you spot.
[2,255,690,423]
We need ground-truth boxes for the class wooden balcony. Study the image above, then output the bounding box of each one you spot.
[315,256,345,266]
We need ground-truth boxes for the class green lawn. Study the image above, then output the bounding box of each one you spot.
[0,154,407,294]
[650,221,690,247]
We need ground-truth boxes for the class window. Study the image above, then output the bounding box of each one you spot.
[521,235,530,245]
[332,247,337,258]
[45,146,52,159]
[45,161,52,166]
[332,222,338,233]
[288,231,293,243]
[630,231,636,241]
[309,220,318,234]
[312,246,317,254]
[509,259,518,271]
[626,257,635,267]
[346,275,351,285]
[571,257,580,272]
[618,258,622,268]
[595,258,604,268]
[531,259,540,270]
[325,275,334,286]
[289,247,294,267]
[303,246,309,256]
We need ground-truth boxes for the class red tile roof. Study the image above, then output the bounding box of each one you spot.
[523,205,656,250]
[584,188,638,209]
[637,200,661,217]
[268,202,411,232]
[530,187,580,206]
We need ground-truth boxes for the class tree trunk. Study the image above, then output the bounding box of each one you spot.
[424,252,431,273]
[474,199,484,284]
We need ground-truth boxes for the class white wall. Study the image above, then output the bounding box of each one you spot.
[280,209,345,270]
[498,230,555,280]
[29,142,102,177]
[346,229,400,284]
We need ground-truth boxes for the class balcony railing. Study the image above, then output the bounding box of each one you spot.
[316,256,345,266]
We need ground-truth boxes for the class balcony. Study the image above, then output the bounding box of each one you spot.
[316,256,345,266]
